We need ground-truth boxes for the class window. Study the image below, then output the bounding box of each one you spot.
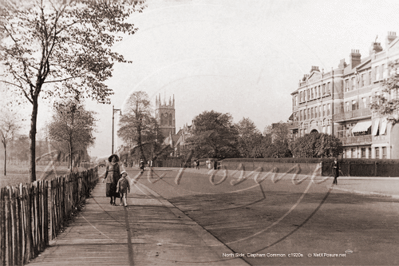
[311,88,314,99]
[362,98,367,108]
[375,66,379,80]
[382,64,385,79]
[327,82,330,94]
[345,79,349,92]
[361,74,364,87]
[361,148,366,158]
[375,147,380,159]
[322,84,325,95]
[323,105,326,116]
[346,102,350,112]
[368,148,372,159]
[352,100,358,110]
[318,86,321,98]
[368,71,372,85]
[327,103,331,115]
[352,77,356,89]
[351,148,357,158]
[319,105,322,117]
[382,147,387,159]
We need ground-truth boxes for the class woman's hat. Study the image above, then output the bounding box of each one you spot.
[108,154,120,162]
[121,171,127,176]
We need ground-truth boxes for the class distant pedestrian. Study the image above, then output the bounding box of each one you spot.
[103,154,121,205]
[196,160,200,169]
[331,158,339,185]
[214,160,218,170]
[139,159,145,174]
[116,171,130,207]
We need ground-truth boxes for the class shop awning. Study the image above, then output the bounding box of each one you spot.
[372,119,380,136]
[352,120,372,133]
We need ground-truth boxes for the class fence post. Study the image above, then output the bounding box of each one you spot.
[1,187,5,266]
[25,184,33,262]
[48,181,52,242]
[5,187,11,266]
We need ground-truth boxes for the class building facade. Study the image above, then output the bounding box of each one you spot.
[289,31,399,159]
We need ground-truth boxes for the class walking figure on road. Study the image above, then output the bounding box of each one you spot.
[103,154,121,205]
[139,159,145,174]
[116,171,130,207]
[332,158,339,185]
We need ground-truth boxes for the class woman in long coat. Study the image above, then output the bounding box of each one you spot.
[103,154,121,205]
[331,158,339,185]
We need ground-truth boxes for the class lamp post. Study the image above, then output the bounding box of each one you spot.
[112,105,122,154]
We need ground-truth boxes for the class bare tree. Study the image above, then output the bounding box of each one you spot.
[0,0,145,181]
[0,108,21,175]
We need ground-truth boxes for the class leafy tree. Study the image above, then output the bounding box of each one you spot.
[0,0,145,181]
[290,132,342,158]
[48,100,96,171]
[118,91,164,163]
[370,60,399,123]
[188,110,239,159]
[0,108,20,175]
[235,117,263,158]
[262,122,292,158]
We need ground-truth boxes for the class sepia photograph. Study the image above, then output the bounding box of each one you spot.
[1,0,399,265]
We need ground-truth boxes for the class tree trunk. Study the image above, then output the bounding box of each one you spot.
[137,124,146,162]
[29,99,38,182]
[3,143,6,176]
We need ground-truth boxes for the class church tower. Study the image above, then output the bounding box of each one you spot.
[155,94,176,137]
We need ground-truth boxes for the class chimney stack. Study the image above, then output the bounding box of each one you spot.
[310,66,320,73]
[386,31,397,47]
[338,59,347,69]
[369,42,383,55]
[350,49,361,69]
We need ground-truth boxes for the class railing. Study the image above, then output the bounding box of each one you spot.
[339,135,372,146]
[0,167,98,266]
[333,108,371,122]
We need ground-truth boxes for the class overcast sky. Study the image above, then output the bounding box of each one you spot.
[13,0,399,158]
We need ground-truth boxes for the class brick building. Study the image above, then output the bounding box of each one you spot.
[289,31,399,159]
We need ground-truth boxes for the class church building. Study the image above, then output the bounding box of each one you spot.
[155,95,192,157]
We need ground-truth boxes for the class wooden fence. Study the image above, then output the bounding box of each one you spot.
[0,167,98,265]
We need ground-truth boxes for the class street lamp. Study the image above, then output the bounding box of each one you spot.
[112,105,122,154]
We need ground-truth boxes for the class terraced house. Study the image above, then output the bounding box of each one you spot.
[289,31,399,159]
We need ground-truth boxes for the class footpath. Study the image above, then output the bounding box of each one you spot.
[27,170,249,266]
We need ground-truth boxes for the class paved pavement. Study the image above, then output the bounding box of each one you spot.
[28,168,249,266]
[27,166,399,266]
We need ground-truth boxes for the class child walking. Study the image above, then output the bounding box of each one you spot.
[116,171,130,207]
